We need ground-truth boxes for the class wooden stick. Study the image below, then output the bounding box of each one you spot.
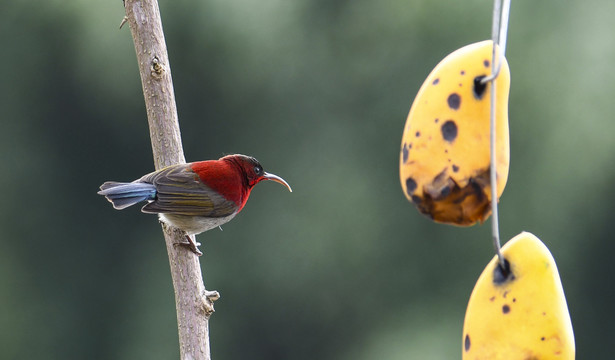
[123,1,218,358]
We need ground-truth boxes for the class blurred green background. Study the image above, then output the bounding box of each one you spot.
[1,0,613,358]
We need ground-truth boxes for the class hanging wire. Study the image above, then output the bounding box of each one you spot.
[481,0,512,270]
[499,0,511,55]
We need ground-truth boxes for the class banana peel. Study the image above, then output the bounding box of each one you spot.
[462,232,575,359]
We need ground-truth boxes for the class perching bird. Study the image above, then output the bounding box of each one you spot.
[98,154,292,255]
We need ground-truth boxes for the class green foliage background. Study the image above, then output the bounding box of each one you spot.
[1,0,613,358]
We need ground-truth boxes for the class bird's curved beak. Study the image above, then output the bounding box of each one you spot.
[263,172,292,192]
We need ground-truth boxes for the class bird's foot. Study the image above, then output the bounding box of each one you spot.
[174,235,203,256]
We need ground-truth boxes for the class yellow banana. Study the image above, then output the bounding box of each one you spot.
[462,232,575,359]
[399,40,510,226]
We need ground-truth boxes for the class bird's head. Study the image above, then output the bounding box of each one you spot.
[222,154,292,192]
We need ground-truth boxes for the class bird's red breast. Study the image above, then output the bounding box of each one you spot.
[190,159,250,211]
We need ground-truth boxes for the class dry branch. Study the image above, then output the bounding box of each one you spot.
[123,1,218,359]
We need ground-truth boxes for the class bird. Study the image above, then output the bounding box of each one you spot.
[98,154,292,255]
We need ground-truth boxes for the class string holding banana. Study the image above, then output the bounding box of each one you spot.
[399,40,510,226]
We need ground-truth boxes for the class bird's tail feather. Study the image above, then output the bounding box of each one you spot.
[98,182,156,210]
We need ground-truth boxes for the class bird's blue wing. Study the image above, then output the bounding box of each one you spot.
[138,164,237,217]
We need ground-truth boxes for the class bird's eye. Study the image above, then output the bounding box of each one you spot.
[254,165,263,175]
